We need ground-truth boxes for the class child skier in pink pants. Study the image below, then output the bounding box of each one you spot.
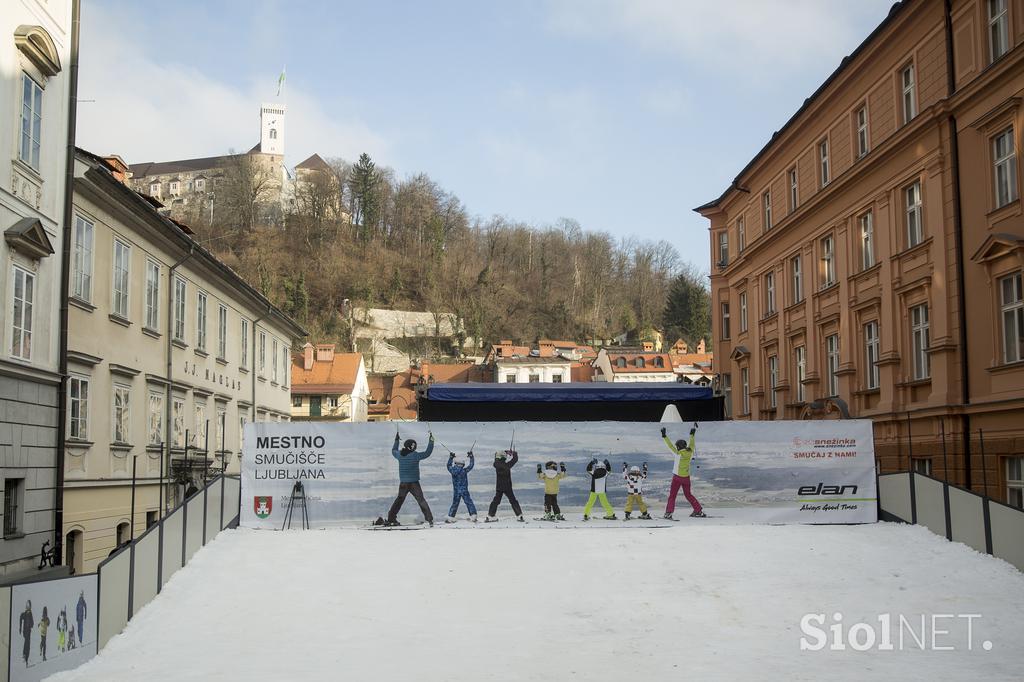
[661,424,705,518]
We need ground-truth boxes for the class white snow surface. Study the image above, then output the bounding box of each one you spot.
[50,523,1024,681]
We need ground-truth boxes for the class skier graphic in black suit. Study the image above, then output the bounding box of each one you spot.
[19,600,33,667]
[485,450,524,522]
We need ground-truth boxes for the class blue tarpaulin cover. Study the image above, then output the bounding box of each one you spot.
[424,382,714,402]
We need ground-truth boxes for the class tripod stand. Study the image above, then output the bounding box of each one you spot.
[281,481,310,530]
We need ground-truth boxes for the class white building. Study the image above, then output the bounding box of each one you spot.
[1,1,76,579]
[495,357,572,383]
[353,307,460,340]
[62,149,305,573]
[593,349,677,383]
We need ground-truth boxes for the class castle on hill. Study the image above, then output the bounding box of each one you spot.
[126,103,330,226]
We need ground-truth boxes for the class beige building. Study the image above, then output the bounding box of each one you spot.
[63,149,305,573]
[1,1,76,579]
[697,0,1024,506]
[290,344,369,422]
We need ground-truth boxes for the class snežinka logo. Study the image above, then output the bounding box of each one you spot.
[254,496,272,519]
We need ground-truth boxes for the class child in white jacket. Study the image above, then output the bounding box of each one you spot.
[622,462,651,520]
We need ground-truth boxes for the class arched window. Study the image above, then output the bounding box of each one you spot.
[269,128,277,140]
[116,521,130,546]
[655,356,664,368]
[615,357,626,368]
[635,357,645,368]
[65,529,83,575]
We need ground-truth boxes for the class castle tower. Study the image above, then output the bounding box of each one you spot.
[259,102,285,155]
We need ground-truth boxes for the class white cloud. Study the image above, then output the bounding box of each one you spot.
[75,6,389,168]
[545,0,893,79]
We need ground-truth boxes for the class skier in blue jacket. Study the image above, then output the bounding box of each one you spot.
[445,451,477,523]
[385,432,435,526]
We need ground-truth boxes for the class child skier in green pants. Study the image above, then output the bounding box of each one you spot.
[583,457,617,520]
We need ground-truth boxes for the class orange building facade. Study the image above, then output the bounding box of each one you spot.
[697,0,1024,507]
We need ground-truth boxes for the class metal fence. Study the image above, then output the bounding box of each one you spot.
[878,470,1024,572]
[0,475,240,682]
[97,474,240,649]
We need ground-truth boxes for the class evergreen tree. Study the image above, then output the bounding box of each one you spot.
[349,153,380,241]
[663,270,711,348]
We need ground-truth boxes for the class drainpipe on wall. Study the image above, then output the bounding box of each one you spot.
[163,246,195,518]
[252,309,269,425]
[54,0,81,564]
[944,0,972,489]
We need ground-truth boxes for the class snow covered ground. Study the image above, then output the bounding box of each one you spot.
[51,523,1024,681]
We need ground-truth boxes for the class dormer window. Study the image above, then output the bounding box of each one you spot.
[635,357,645,368]
[616,357,626,368]
[654,357,664,368]
[150,182,160,197]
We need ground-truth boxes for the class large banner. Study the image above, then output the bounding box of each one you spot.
[8,574,97,682]
[241,420,877,527]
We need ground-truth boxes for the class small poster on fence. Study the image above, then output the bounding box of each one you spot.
[8,574,98,682]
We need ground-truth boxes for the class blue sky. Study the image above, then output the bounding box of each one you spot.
[77,0,895,270]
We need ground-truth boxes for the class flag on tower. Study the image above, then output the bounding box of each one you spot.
[277,66,286,97]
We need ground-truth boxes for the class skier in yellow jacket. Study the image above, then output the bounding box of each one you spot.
[661,423,706,518]
[536,461,567,520]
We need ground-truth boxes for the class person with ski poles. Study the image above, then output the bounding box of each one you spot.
[445,450,478,523]
[537,461,567,520]
[385,430,436,526]
[486,449,524,522]
[583,456,617,520]
[661,423,706,518]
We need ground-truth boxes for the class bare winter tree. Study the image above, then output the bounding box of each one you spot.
[220,150,276,233]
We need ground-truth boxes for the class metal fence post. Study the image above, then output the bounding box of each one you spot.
[979,429,994,555]
[941,420,951,540]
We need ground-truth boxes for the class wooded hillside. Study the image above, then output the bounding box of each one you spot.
[184,152,711,354]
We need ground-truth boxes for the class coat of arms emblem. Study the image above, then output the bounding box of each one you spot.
[254,496,272,519]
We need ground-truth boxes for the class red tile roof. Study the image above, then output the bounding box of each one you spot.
[291,352,362,394]
[571,364,596,382]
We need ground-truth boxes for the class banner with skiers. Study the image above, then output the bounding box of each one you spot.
[241,420,877,528]
[7,574,96,682]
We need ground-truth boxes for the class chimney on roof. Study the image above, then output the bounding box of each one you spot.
[103,155,132,185]
[315,343,335,363]
[303,342,314,370]
[697,338,706,353]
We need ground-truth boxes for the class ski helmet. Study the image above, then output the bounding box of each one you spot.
[545,460,557,470]
[494,450,506,460]
[675,439,687,450]
[593,458,607,470]
[403,439,417,454]
[629,465,641,475]
[453,456,465,467]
